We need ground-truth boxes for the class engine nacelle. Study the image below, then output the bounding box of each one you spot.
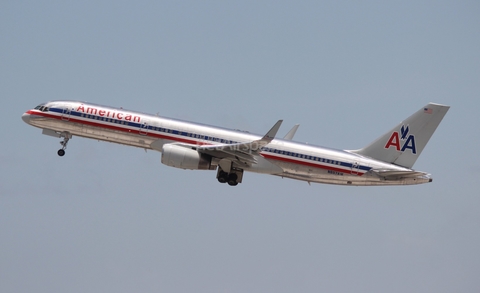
[161,144,213,170]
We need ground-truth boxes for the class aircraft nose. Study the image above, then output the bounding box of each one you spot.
[22,112,31,124]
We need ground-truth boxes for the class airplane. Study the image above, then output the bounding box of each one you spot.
[22,101,449,186]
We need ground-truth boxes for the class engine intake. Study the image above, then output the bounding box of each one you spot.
[161,144,213,170]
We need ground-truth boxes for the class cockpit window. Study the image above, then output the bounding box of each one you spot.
[34,105,49,112]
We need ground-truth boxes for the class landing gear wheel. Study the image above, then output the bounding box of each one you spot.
[57,133,71,157]
[216,166,243,186]
[227,173,238,186]
[217,170,228,183]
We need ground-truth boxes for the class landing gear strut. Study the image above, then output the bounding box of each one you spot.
[57,133,71,156]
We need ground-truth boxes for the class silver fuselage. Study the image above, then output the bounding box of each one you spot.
[22,101,431,186]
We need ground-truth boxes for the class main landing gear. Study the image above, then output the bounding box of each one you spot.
[57,133,72,156]
[216,167,243,186]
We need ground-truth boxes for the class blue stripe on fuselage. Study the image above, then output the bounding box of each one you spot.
[47,107,371,173]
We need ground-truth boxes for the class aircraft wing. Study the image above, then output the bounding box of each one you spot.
[283,124,299,140]
[196,120,283,164]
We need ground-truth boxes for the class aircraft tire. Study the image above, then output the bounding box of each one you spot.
[228,181,238,186]
[227,173,238,186]
[57,149,65,156]
[218,170,228,183]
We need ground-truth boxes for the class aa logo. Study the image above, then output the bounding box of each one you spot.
[384,125,417,154]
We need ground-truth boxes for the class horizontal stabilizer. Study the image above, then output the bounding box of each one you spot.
[371,169,429,179]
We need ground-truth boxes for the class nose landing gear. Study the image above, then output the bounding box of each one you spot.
[57,132,71,156]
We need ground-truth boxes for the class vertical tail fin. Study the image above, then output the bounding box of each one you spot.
[351,103,450,168]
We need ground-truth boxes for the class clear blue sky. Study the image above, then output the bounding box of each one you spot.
[1,1,479,292]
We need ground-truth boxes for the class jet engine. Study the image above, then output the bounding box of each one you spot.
[161,144,214,170]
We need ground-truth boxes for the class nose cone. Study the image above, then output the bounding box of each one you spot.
[22,112,31,124]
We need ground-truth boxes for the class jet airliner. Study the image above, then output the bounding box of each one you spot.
[22,101,449,186]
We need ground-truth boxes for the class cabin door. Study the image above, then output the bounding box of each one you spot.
[61,107,71,121]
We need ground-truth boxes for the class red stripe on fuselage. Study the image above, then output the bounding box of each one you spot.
[261,153,364,176]
[26,110,363,176]
[25,110,206,146]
